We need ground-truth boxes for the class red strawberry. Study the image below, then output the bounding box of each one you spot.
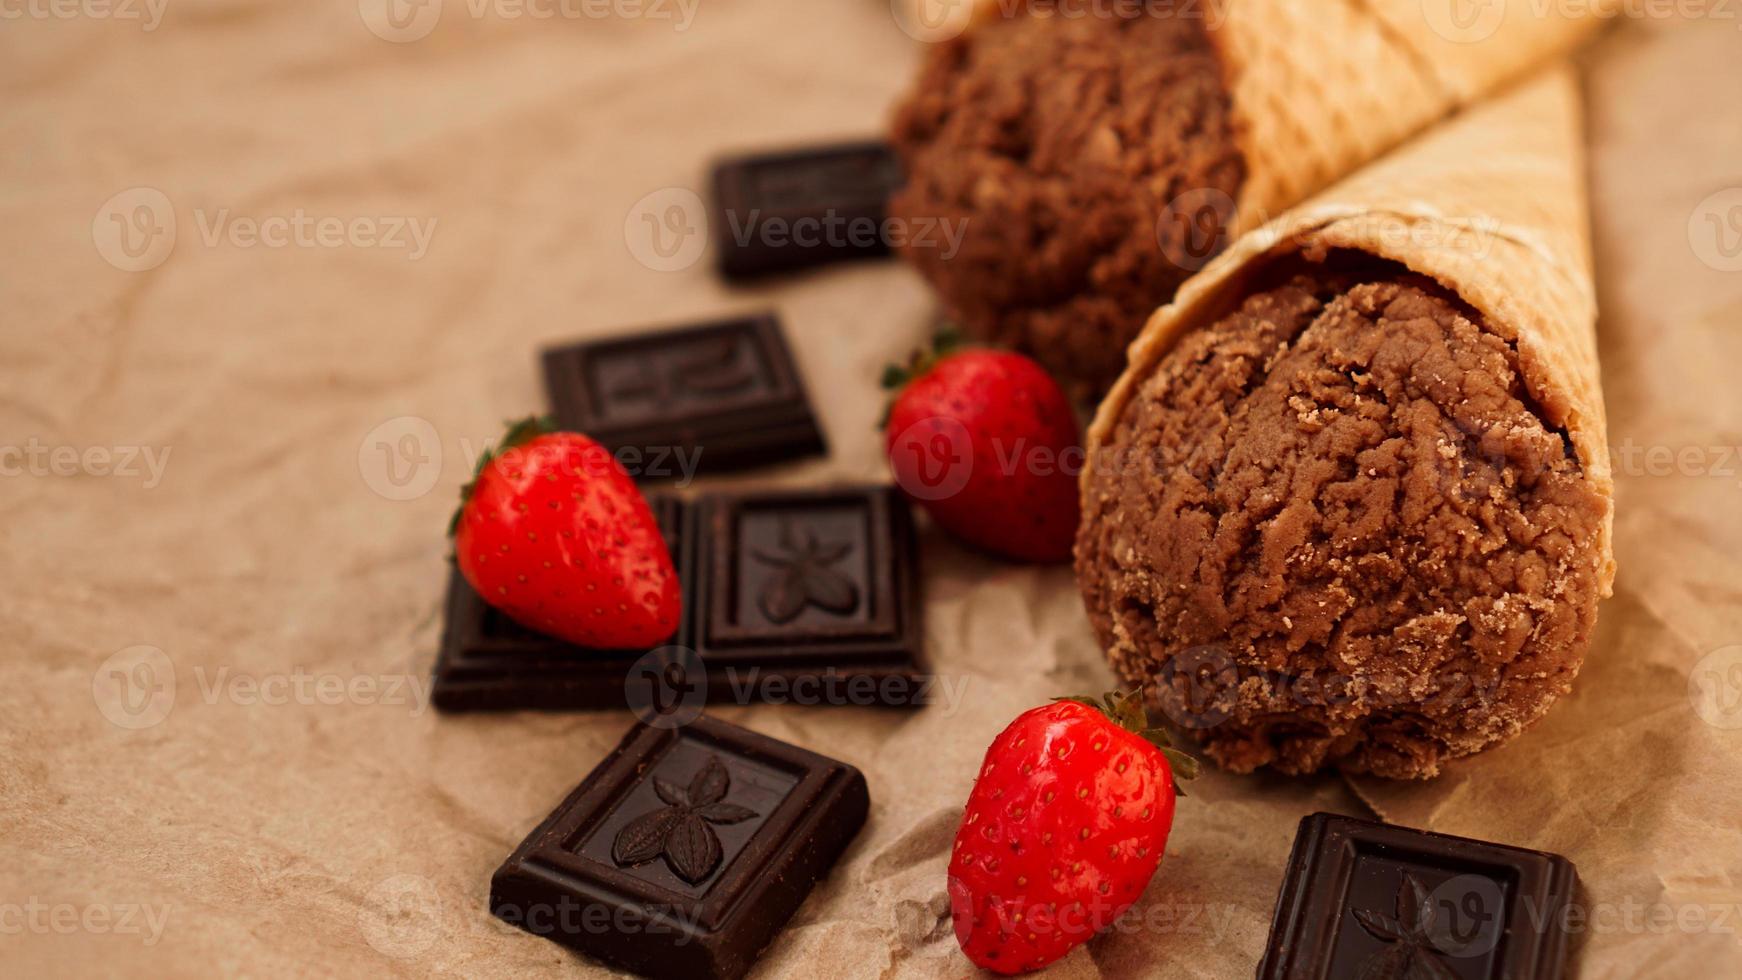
[948,691,1198,974]
[882,337,1081,562]
[450,417,680,649]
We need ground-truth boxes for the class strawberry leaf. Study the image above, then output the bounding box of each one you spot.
[1050,689,1202,793]
[1158,746,1200,783]
[1140,728,1175,748]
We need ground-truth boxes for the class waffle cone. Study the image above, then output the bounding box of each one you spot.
[1214,0,1615,232]
[1087,65,1614,594]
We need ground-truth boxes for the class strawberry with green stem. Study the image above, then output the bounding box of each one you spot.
[948,689,1199,974]
[881,329,1082,563]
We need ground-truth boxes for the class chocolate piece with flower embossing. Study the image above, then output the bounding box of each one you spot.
[1259,813,1578,979]
[491,716,868,980]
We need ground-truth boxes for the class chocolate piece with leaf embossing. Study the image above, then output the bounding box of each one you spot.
[690,485,927,707]
[611,754,759,885]
[491,715,868,980]
[1259,813,1578,980]
[434,486,930,712]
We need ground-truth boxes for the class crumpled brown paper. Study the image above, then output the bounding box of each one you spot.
[3,4,1738,978]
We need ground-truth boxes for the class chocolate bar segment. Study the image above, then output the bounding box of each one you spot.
[490,716,869,980]
[710,141,903,279]
[542,313,825,478]
[1259,813,1578,980]
[431,496,687,712]
[690,485,928,707]
[434,487,930,712]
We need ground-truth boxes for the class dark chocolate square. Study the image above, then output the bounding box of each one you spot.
[490,715,869,980]
[710,141,904,279]
[1259,813,1578,980]
[431,496,688,712]
[541,313,826,478]
[689,485,927,706]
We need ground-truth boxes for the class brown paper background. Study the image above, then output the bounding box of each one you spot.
[3,4,1738,977]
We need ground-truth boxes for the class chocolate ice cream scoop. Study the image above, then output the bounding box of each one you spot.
[1075,263,1608,778]
[888,1,1614,395]
[889,6,1241,396]
[1074,71,1614,780]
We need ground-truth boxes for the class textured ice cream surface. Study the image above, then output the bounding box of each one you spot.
[1075,260,1609,778]
[889,4,1243,396]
